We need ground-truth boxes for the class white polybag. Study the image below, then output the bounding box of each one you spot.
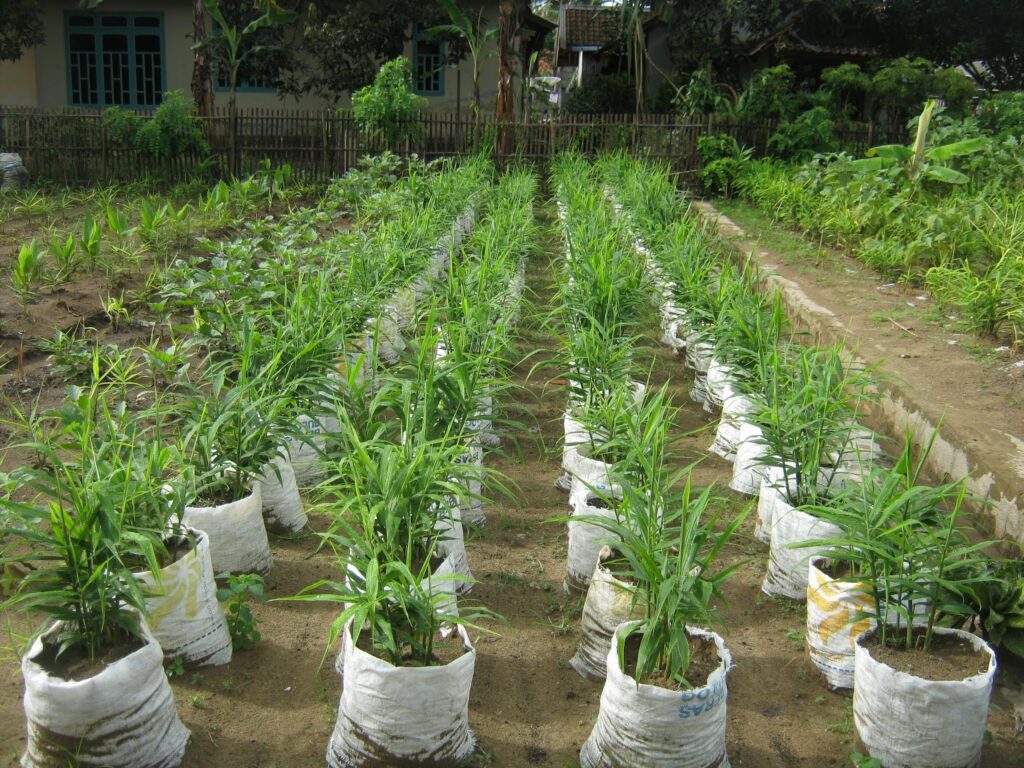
[729,423,767,496]
[806,557,875,690]
[580,621,731,768]
[435,502,473,594]
[684,333,714,374]
[762,503,842,600]
[565,489,621,592]
[705,358,735,411]
[709,395,754,462]
[183,485,272,575]
[327,620,476,768]
[287,412,330,485]
[21,620,190,768]
[564,447,615,508]
[558,409,592,492]
[853,627,996,768]
[257,453,307,532]
[134,528,232,668]
[754,467,795,544]
[571,549,634,680]
[453,442,485,526]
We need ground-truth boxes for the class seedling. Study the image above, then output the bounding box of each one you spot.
[165,656,186,678]
[79,213,103,267]
[12,239,46,301]
[850,754,882,768]
[217,572,266,651]
[102,292,130,333]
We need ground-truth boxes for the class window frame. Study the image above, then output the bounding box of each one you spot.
[412,27,445,97]
[63,11,167,109]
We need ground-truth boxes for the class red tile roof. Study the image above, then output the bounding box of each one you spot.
[561,6,625,49]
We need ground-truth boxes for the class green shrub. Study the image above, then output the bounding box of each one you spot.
[352,57,426,145]
[697,134,752,197]
[931,67,978,117]
[564,73,635,115]
[103,91,208,160]
[978,91,1024,138]
[103,106,143,149]
[735,64,796,123]
[768,107,836,161]
[136,91,209,160]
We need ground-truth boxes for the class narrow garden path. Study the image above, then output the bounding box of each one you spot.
[467,211,595,766]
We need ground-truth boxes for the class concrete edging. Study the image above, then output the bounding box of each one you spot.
[693,200,1024,547]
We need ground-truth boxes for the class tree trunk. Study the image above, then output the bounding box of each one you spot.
[191,0,213,118]
[495,0,522,165]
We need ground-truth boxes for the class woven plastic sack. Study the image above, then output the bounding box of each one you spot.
[564,447,615,505]
[327,621,475,768]
[183,486,272,575]
[571,548,634,680]
[134,528,232,668]
[288,413,330,486]
[566,489,620,592]
[257,453,307,532]
[21,620,190,768]
[435,502,473,594]
[853,627,996,768]
[806,557,875,690]
[580,621,732,768]
[709,395,754,462]
[454,443,485,526]
[729,423,767,496]
[762,503,841,600]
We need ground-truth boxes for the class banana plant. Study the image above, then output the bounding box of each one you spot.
[851,100,988,186]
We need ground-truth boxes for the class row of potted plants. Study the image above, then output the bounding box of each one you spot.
[549,151,748,767]
[607,151,1012,768]
[0,155,497,767]
[288,165,538,766]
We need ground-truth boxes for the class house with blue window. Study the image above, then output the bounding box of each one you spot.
[0,0,554,112]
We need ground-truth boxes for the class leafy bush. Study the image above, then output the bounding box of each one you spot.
[978,91,1024,137]
[821,62,871,115]
[697,134,752,197]
[735,64,796,123]
[677,67,734,116]
[564,73,635,115]
[352,57,426,145]
[136,91,209,160]
[871,57,933,121]
[768,107,837,161]
[102,91,208,160]
[931,67,978,117]
[103,106,143,149]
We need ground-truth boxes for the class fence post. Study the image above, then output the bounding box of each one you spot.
[100,114,109,181]
[23,115,31,171]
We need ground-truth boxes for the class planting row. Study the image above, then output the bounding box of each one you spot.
[549,150,1019,768]
[0,155,540,767]
[4,163,308,305]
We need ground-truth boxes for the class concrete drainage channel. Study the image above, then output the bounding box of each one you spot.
[692,199,1024,548]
